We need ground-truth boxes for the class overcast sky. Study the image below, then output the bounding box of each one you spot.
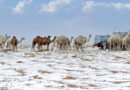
[0,0,130,44]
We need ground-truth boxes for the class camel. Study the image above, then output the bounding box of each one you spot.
[74,35,91,50]
[123,33,130,50]
[32,36,43,51]
[108,34,123,51]
[11,36,18,51]
[0,34,11,50]
[7,37,25,49]
[32,35,56,51]
[51,35,71,51]
[42,35,56,50]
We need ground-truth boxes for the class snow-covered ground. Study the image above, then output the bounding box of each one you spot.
[0,46,130,90]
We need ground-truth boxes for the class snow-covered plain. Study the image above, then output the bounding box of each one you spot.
[0,46,130,90]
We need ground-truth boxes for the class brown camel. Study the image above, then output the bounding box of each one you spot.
[42,35,56,50]
[11,36,18,51]
[32,35,56,51]
[32,36,43,51]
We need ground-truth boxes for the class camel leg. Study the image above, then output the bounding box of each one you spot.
[16,46,18,52]
[126,44,129,51]
[12,45,15,52]
[76,44,78,51]
[80,44,83,51]
[109,43,112,51]
[51,42,55,51]
[47,44,49,50]
[0,44,2,51]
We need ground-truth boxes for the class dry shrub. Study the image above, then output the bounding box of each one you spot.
[126,62,130,64]
[0,62,5,65]
[65,69,75,72]
[89,84,98,87]
[113,81,130,84]
[90,67,99,70]
[84,58,91,61]
[67,84,77,88]
[16,61,23,63]
[63,76,76,80]
[53,81,64,84]
[72,55,77,58]
[32,75,42,79]
[39,70,52,74]
[15,69,26,76]
[45,85,52,88]
[115,56,126,59]
[110,71,119,74]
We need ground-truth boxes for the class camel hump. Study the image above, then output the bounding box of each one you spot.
[13,36,16,38]
[37,36,41,38]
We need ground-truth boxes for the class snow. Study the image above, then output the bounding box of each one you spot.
[0,46,130,90]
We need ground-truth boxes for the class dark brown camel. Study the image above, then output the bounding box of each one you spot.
[11,36,18,51]
[42,35,56,50]
[32,36,43,51]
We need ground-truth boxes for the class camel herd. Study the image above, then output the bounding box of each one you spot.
[32,35,91,51]
[0,33,130,52]
[93,33,130,51]
[0,34,25,51]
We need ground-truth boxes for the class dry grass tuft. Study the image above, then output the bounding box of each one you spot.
[53,81,64,84]
[72,55,77,58]
[88,84,98,87]
[32,75,42,79]
[67,84,77,88]
[63,76,76,80]
[0,62,5,65]
[65,69,76,72]
[115,56,127,59]
[15,69,26,76]
[110,71,119,74]
[45,85,52,88]
[126,62,130,64]
[90,67,99,70]
[16,61,23,63]
[39,70,52,74]
[113,81,130,84]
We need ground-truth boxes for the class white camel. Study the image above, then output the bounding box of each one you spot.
[74,35,91,50]
[108,34,123,51]
[0,34,11,50]
[51,35,72,51]
[7,37,25,49]
[123,33,130,51]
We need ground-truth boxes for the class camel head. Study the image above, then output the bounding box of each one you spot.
[48,35,51,39]
[21,37,25,41]
[86,35,92,42]
[51,36,56,43]
[4,34,11,39]
[70,36,74,43]
[13,36,16,39]
[89,35,92,38]
[54,36,56,40]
